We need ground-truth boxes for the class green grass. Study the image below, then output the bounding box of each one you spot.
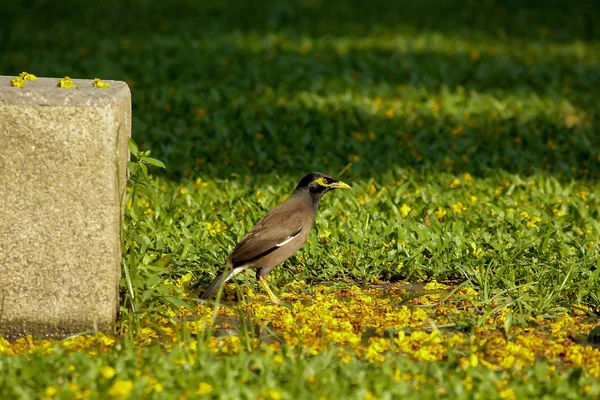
[1,0,600,398]
[4,341,600,399]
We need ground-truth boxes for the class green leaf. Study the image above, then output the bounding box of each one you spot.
[127,161,139,175]
[163,296,192,311]
[144,157,166,169]
[127,138,140,157]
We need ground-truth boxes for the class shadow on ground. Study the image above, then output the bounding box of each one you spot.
[2,0,599,180]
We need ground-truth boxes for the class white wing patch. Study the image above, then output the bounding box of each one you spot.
[224,266,247,282]
[276,227,302,247]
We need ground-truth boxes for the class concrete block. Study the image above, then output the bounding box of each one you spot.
[0,76,131,338]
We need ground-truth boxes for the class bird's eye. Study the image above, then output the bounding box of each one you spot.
[321,177,330,185]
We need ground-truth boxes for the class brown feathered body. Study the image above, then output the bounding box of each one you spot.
[229,195,316,278]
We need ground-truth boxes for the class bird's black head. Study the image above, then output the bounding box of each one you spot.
[293,172,352,199]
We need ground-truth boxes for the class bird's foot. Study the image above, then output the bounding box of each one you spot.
[268,295,293,310]
[258,279,292,308]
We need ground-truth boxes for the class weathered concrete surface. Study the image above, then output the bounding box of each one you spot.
[0,76,130,338]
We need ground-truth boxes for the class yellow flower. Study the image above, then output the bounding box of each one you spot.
[520,210,541,227]
[196,382,213,396]
[470,242,484,258]
[100,365,116,379]
[400,204,411,218]
[434,207,447,220]
[462,173,474,185]
[527,217,541,228]
[145,377,164,394]
[462,376,473,390]
[108,379,134,399]
[451,202,467,213]
[423,281,448,291]
[500,355,516,368]
[45,386,58,397]
[57,76,75,89]
[97,333,116,346]
[365,391,377,400]
[266,389,282,400]
[449,178,461,188]
[469,353,479,367]
[499,388,516,400]
[10,77,26,88]
[384,107,395,118]
[178,273,193,287]
[93,78,111,88]
[20,71,37,81]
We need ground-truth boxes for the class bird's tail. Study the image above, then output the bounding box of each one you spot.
[198,261,237,300]
[199,272,227,300]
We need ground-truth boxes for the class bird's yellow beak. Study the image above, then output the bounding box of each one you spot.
[332,180,352,190]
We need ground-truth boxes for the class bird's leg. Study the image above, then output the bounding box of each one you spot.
[257,278,281,304]
[256,269,281,304]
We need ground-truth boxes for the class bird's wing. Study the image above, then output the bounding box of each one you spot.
[228,201,308,267]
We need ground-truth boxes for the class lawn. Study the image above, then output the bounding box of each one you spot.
[1,0,600,398]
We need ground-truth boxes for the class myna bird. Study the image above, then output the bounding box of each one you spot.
[198,172,351,303]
